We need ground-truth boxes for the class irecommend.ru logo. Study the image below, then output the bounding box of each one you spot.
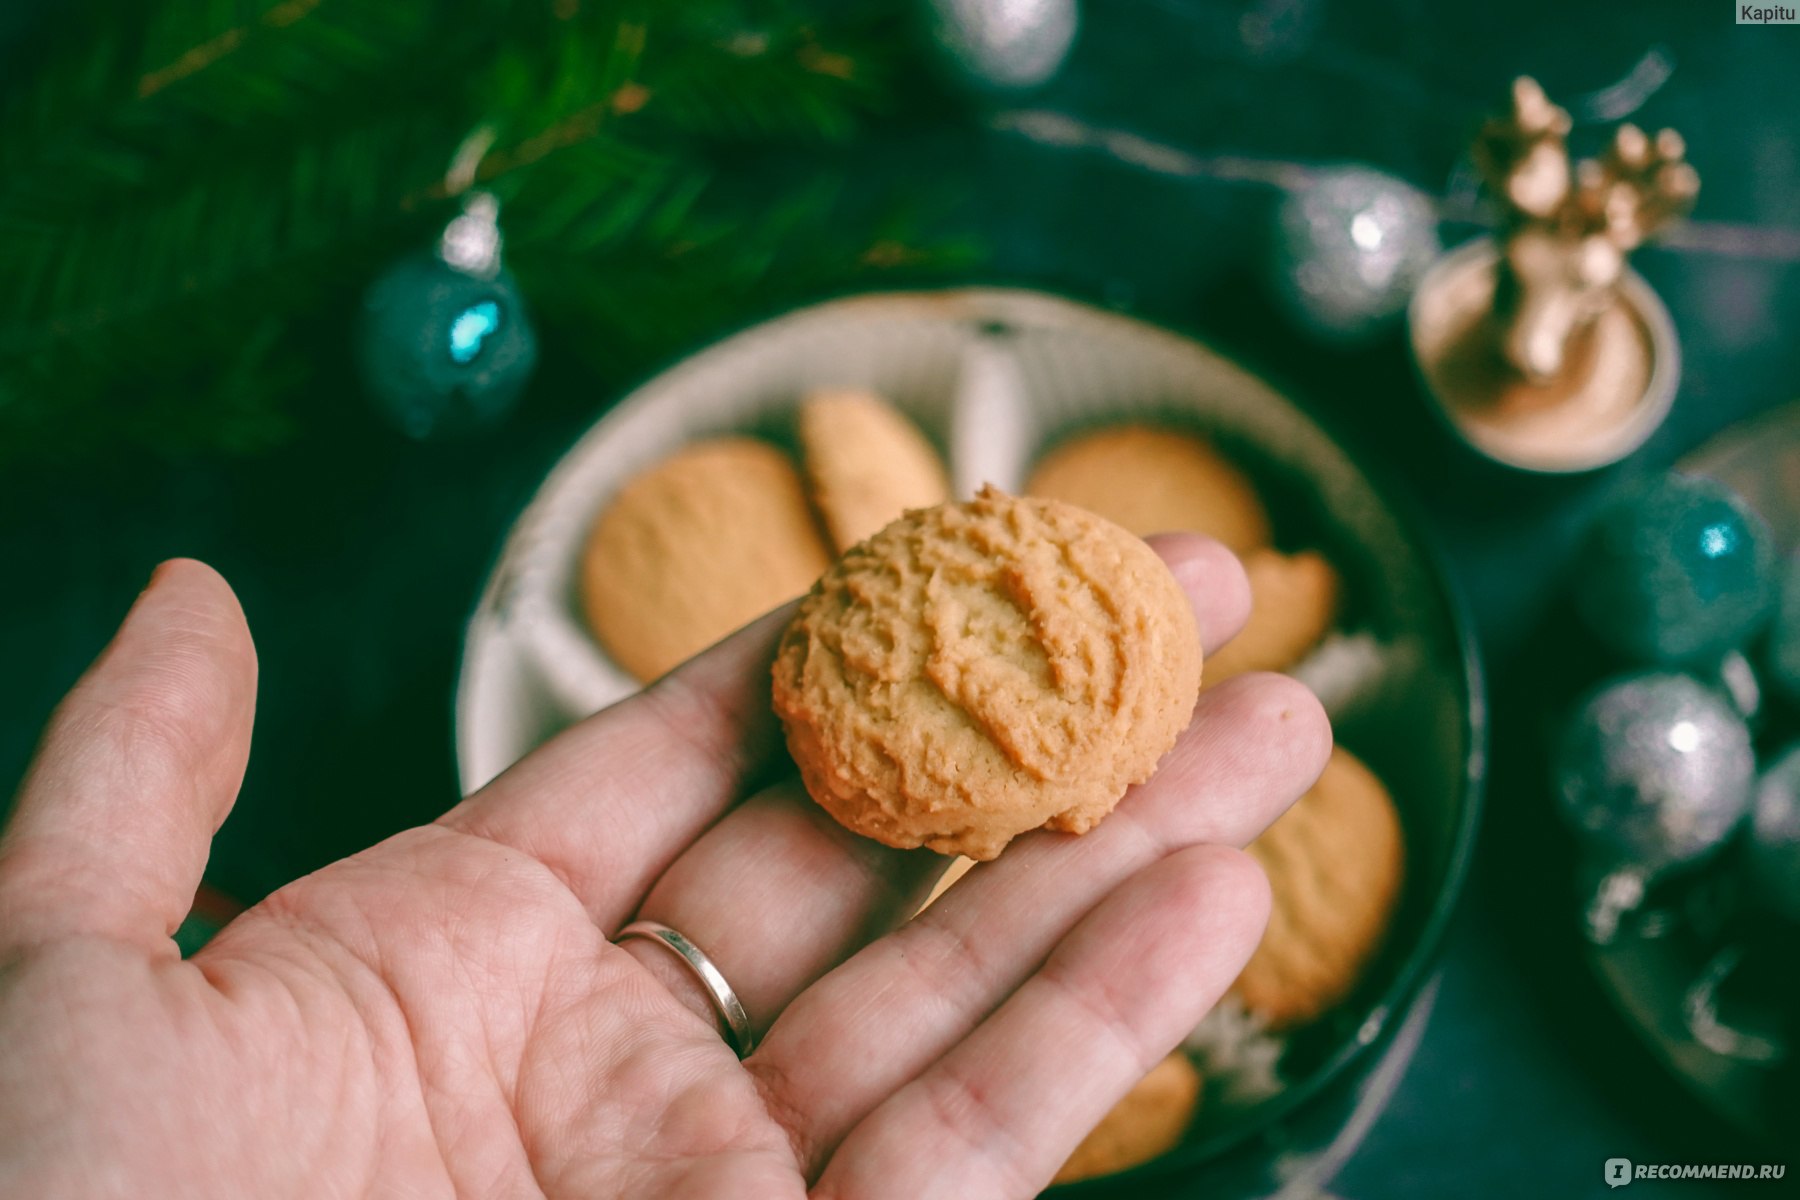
[1604,1157,1788,1186]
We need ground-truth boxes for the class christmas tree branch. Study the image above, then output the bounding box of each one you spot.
[0,0,973,461]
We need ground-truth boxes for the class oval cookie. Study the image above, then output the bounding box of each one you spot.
[1053,1053,1201,1185]
[798,389,950,552]
[581,438,831,682]
[1024,425,1271,553]
[1236,747,1403,1028]
[772,487,1202,861]
[1203,548,1340,686]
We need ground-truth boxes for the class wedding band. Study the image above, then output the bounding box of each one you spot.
[614,920,756,1057]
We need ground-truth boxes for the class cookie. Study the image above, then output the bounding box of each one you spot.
[1236,747,1403,1029]
[772,486,1202,861]
[919,856,975,911]
[1053,1053,1201,1185]
[1203,549,1340,687]
[1024,425,1271,553]
[582,438,832,682]
[798,389,951,552]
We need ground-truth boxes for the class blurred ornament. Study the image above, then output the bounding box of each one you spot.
[1767,552,1800,705]
[1558,672,1755,943]
[1557,671,1755,869]
[1683,945,1786,1063]
[1232,0,1322,64]
[1749,744,1800,923]
[1708,648,1763,723]
[924,0,1077,91]
[356,189,537,440]
[1571,473,1776,665]
[1272,166,1440,341]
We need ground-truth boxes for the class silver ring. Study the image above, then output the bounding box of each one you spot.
[615,920,756,1057]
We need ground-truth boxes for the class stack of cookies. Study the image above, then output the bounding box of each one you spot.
[580,390,949,683]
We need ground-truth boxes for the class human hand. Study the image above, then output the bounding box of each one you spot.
[0,547,1328,1198]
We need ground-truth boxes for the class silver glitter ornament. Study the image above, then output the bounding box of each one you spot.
[1749,744,1800,923]
[1555,672,1755,870]
[924,0,1077,91]
[1272,166,1440,341]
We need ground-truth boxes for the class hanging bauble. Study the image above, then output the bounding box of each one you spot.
[1749,744,1800,924]
[924,0,1078,91]
[1554,671,1755,871]
[1270,166,1440,342]
[1766,552,1800,705]
[357,192,537,440]
[1570,473,1776,665]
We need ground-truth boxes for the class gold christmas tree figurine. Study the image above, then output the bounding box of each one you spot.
[1475,76,1700,383]
[1408,77,1697,473]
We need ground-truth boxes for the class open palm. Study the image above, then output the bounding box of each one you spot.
[0,549,1328,1199]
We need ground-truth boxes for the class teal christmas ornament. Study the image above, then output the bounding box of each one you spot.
[1555,671,1755,871]
[1571,473,1776,665]
[1767,552,1800,705]
[357,191,537,439]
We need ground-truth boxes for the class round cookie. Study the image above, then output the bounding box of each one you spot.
[1024,424,1271,553]
[1236,747,1403,1029]
[1203,548,1340,687]
[1053,1053,1202,1185]
[582,437,832,683]
[798,389,950,552]
[772,486,1202,861]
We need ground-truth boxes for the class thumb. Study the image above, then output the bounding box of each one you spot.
[0,559,257,956]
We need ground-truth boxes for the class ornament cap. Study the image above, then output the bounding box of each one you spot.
[440,191,504,279]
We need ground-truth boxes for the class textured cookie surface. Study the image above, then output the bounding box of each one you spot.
[1237,747,1403,1028]
[798,389,950,552]
[582,438,831,682]
[772,487,1202,861]
[1204,549,1340,686]
[1053,1053,1202,1185]
[1024,424,1271,553]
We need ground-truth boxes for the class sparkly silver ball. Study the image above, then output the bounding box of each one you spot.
[1750,744,1800,923]
[1272,166,1440,341]
[1555,672,1755,870]
[924,0,1077,91]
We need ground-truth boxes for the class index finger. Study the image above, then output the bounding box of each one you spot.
[439,600,796,928]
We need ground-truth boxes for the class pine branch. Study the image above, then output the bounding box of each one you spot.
[0,0,511,224]
[0,0,975,462]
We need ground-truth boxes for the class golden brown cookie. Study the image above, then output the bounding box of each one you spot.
[919,856,975,911]
[1053,1053,1202,1185]
[1024,425,1271,553]
[1203,549,1340,686]
[582,438,832,682]
[1236,747,1403,1029]
[798,389,950,552]
[772,487,1202,861]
